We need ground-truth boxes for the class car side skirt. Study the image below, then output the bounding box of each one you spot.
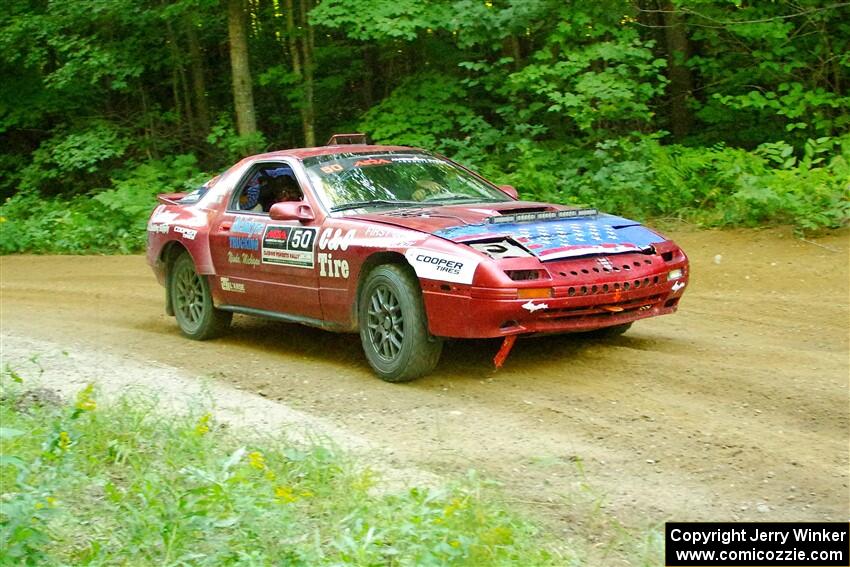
[217,305,350,332]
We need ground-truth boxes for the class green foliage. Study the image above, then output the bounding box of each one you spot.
[17,123,131,196]
[712,83,850,140]
[684,0,850,145]
[471,134,849,231]
[360,73,478,151]
[2,0,849,255]
[310,0,451,41]
[503,18,668,135]
[95,154,204,218]
[0,155,203,254]
[206,115,268,162]
[0,372,557,565]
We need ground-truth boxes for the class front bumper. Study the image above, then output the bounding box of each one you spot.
[422,253,688,339]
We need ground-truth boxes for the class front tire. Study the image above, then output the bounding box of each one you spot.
[169,252,232,340]
[358,264,442,382]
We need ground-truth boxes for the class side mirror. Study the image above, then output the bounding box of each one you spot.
[498,184,519,200]
[269,202,315,223]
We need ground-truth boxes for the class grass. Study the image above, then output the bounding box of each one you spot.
[0,372,562,566]
[520,454,665,567]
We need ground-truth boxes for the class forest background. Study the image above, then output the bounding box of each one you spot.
[1,0,848,253]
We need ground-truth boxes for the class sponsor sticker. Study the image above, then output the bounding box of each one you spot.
[318,253,350,279]
[227,251,260,266]
[522,301,548,313]
[220,277,245,293]
[353,158,391,167]
[389,156,443,165]
[318,228,356,251]
[261,226,317,268]
[404,248,479,285]
[229,236,259,250]
[147,222,169,234]
[316,228,356,279]
[320,164,344,174]
[231,217,265,236]
[174,226,197,240]
[364,227,391,238]
[468,240,532,259]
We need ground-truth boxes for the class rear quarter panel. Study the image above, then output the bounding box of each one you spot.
[146,203,216,281]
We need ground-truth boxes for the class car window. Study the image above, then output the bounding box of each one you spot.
[179,174,222,204]
[301,153,510,211]
[229,164,304,214]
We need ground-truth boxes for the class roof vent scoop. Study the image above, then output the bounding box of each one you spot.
[326,133,369,145]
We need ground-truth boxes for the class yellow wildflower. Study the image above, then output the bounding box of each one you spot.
[481,526,513,545]
[58,431,71,450]
[248,451,266,470]
[443,497,466,518]
[194,413,211,435]
[75,384,97,412]
[351,469,376,491]
[274,485,298,503]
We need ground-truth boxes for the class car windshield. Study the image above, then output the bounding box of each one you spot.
[301,152,511,212]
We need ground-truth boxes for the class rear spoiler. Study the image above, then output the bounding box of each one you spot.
[157,192,187,205]
[326,133,369,145]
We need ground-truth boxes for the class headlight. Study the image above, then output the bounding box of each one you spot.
[505,269,545,281]
[667,269,683,281]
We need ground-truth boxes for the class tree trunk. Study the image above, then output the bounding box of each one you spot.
[185,14,210,135]
[661,0,693,139]
[299,0,315,146]
[170,67,182,129]
[179,55,195,140]
[228,0,258,144]
[503,34,521,70]
[284,0,301,76]
[165,18,194,140]
[361,45,376,109]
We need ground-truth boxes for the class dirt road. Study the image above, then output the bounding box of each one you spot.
[2,227,848,542]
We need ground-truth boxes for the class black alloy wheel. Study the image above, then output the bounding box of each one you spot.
[358,264,442,382]
[170,252,232,340]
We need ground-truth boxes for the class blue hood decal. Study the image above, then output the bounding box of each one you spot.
[434,214,664,261]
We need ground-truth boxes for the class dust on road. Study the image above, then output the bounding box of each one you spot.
[2,226,848,536]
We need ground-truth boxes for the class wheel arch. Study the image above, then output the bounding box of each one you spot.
[352,251,416,328]
[160,241,192,316]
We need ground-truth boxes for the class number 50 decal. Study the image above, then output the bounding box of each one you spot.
[289,228,314,250]
[262,226,317,268]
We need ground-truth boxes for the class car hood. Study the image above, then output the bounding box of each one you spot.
[347,202,666,261]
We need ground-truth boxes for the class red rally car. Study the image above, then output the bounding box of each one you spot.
[147,134,689,382]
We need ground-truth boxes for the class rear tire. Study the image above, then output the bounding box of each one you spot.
[169,252,232,340]
[358,264,442,382]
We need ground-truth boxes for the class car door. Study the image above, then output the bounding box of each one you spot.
[209,159,323,321]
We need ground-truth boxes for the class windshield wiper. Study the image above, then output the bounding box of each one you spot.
[422,195,505,204]
[330,199,421,212]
